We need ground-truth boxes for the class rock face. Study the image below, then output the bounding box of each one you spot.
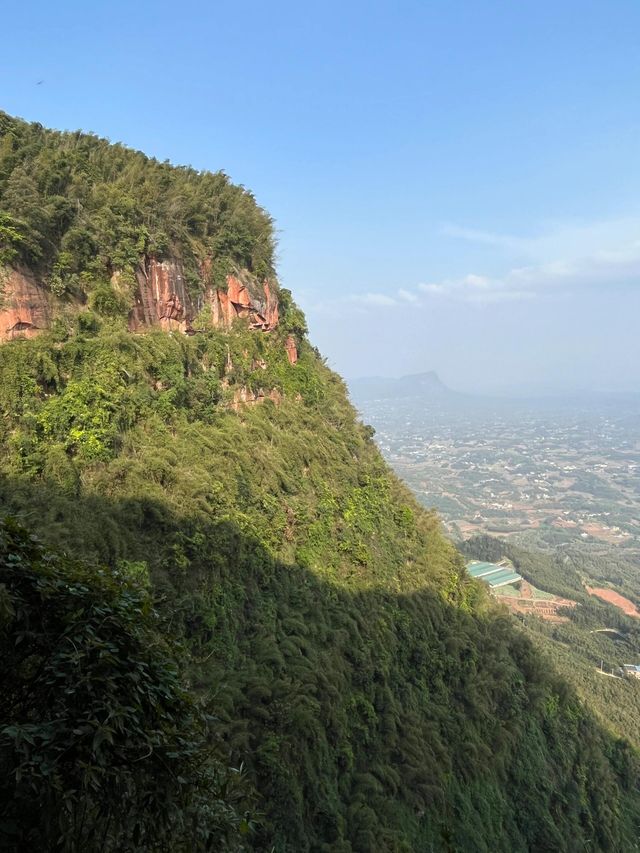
[128,259,192,333]
[210,275,278,331]
[229,385,283,410]
[285,335,298,365]
[0,259,288,353]
[0,268,51,342]
[128,259,279,335]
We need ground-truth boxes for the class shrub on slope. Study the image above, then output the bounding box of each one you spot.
[0,517,253,851]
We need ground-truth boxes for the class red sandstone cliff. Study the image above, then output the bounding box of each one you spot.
[128,259,193,333]
[0,260,296,371]
[0,267,51,342]
[228,385,283,410]
[209,274,278,331]
[128,259,279,334]
[285,335,298,364]
[0,257,281,342]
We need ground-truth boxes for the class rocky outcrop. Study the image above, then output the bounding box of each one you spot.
[0,268,51,342]
[259,280,279,330]
[285,335,298,365]
[128,259,193,333]
[129,259,279,335]
[210,276,278,331]
[0,258,282,343]
[229,385,283,411]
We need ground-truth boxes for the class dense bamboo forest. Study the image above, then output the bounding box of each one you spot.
[1,113,639,851]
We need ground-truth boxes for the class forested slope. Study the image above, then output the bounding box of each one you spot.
[0,109,274,289]
[463,535,640,752]
[1,113,639,851]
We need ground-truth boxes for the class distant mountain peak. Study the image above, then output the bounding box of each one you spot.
[401,370,446,388]
[348,370,455,400]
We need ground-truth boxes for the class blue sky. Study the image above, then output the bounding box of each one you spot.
[2,0,640,392]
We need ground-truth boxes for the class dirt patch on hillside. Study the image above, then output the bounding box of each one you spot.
[496,580,577,623]
[586,586,640,618]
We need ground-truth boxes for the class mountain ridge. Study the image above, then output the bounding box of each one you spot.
[1,112,639,851]
[348,370,463,401]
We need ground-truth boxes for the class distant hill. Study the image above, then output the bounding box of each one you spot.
[350,373,640,411]
[349,370,460,401]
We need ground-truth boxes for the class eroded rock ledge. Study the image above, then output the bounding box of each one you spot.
[1,259,285,342]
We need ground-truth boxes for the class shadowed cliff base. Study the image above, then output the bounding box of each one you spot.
[1,475,639,852]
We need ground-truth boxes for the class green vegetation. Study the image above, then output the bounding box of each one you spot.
[0,517,253,851]
[565,545,640,608]
[464,535,640,750]
[1,114,639,850]
[2,319,639,850]
[0,111,275,295]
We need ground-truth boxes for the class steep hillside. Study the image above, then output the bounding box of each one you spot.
[0,517,253,851]
[1,114,639,851]
[463,535,640,750]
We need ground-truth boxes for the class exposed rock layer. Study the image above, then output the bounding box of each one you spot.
[229,385,283,411]
[0,260,297,371]
[210,275,279,332]
[0,258,281,340]
[285,335,298,365]
[128,260,279,335]
[0,268,51,342]
[128,259,192,333]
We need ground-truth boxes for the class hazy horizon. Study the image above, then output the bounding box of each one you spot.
[3,0,639,394]
[346,369,640,399]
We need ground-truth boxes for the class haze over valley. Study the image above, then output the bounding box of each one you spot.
[352,373,640,737]
[351,374,640,555]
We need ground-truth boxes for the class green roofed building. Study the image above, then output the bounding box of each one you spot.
[466,560,522,590]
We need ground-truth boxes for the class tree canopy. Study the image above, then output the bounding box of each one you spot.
[0,111,276,295]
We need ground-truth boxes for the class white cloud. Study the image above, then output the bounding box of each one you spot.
[440,223,530,253]
[354,292,398,307]
[302,215,640,314]
[418,274,533,303]
[442,216,640,264]
[304,290,399,316]
[397,288,418,303]
[463,273,491,288]
[425,216,640,303]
